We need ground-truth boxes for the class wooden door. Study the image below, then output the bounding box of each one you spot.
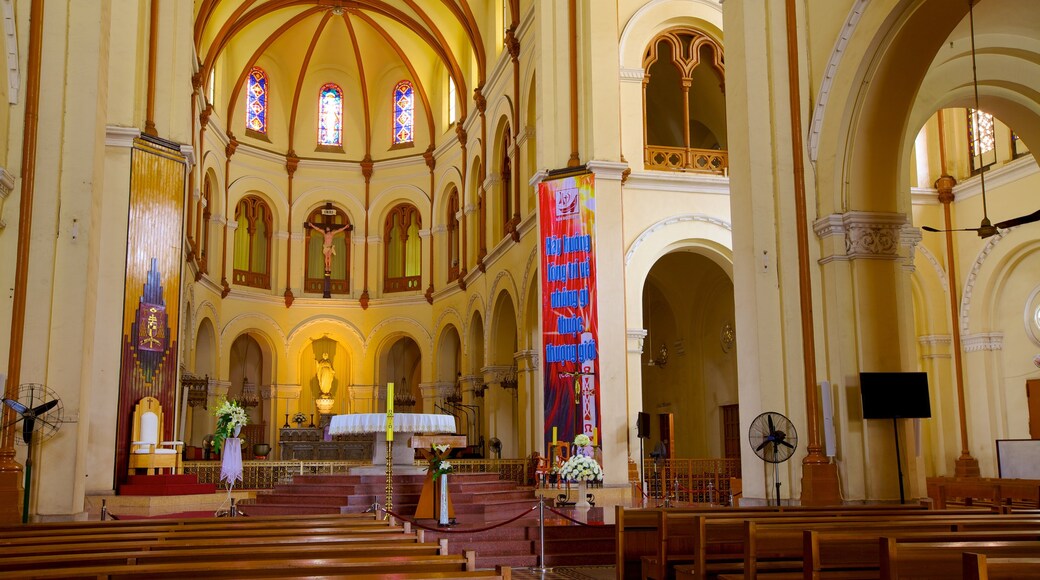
[1028,380,1040,439]
[720,404,741,460]
[658,413,674,459]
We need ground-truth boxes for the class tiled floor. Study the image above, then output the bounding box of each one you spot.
[512,567,615,579]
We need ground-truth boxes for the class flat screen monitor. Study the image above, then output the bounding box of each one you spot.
[859,372,931,419]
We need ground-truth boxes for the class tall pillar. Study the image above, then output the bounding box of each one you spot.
[934,175,980,477]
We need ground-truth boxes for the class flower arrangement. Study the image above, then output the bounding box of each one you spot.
[558,454,604,483]
[292,411,307,426]
[213,399,248,455]
[573,433,591,447]
[427,443,454,479]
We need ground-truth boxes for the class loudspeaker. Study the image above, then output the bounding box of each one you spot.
[821,380,836,457]
[637,412,650,439]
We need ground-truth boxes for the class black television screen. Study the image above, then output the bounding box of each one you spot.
[859,372,931,419]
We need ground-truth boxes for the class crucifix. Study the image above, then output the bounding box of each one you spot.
[304,202,352,298]
[558,367,595,441]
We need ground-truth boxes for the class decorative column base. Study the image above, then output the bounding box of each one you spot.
[799,461,841,506]
[954,456,980,478]
[0,460,24,524]
[576,480,589,508]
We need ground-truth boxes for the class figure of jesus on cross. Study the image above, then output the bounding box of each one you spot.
[306,221,351,273]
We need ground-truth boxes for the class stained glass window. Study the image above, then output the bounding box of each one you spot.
[393,80,414,145]
[246,67,268,134]
[318,83,343,146]
[968,108,995,172]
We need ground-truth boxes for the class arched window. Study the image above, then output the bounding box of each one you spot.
[196,177,213,274]
[448,76,457,124]
[384,204,422,293]
[393,80,415,145]
[318,83,343,147]
[501,125,513,239]
[232,195,272,289]
[447,187,460,282]
[305,206,351,294]
[968,108,995,174]
[643,30,727,173]
[246,67,268,135]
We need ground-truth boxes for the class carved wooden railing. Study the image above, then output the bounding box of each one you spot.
[232,269,270,289]
[182,458,530,489]
[640,457,740,504]
[645,145,728,174]
[385,274,421,293]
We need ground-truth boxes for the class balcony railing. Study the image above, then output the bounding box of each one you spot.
[645,145,728,174]
[385,275,421,293]
[233,269,270,289]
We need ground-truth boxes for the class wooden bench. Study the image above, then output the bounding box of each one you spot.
[615,504,939,579]
[650,511,1040,580]
[929,477,1040,510]
[0,541,448,573]
[963,552,1040,580]
[0,551,488,579]
[880,538,1040,579]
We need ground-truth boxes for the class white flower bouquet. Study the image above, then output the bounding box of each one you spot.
[573,433,591,447]
[213,399,248,455]
[558,454,604,483]
[292,411,308,425]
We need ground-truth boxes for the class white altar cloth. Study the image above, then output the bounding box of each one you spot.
[329,413,457,466]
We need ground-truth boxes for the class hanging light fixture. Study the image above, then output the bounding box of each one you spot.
[236,377,259,408]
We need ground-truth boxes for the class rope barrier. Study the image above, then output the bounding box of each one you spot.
[544,505,607,526]
[375,502,538,534]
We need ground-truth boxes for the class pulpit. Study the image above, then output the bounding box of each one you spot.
[411,434,467,521]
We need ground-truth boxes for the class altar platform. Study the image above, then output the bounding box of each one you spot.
[329,412,456,474]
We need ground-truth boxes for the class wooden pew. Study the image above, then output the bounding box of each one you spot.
[803,527,1040,579]
[666,513,1040,580]
[963,552,1040,580]
[616,503,935,579]
[880,538,1040,579]
[0,541,447,573]
[0,532,425,559]
[929,477,1040,510]
[0,551,490,579]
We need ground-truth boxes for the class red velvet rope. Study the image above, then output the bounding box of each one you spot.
[544,505,606,526]
[377,502,537,534]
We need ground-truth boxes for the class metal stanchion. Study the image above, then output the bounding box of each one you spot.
[385,440,394,520]
[230,498,237,517]
[533,495,551,573]
[100,499,107,521]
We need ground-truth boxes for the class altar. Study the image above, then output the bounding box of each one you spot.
[329,413,456,468]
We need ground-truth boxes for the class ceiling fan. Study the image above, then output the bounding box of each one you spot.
[922,0,1040,239]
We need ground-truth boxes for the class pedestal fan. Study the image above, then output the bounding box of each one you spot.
[1,382,65,523]
[748,411,798,506]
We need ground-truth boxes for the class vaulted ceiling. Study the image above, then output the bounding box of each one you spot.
[194,0,501,161]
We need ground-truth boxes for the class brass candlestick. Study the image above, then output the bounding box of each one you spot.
[385,441,394,520]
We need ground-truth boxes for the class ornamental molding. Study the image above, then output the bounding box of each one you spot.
[2,0,17,104]
[626,213,732,266]
[900,224,923,272]
[627,329,648,354]
[953,157,1039,202]
[918,334,951,346]
[911,187,940,206]
[623,170,729,194]
[916,243,949,293]
[273,384,302,399]
[962,332,1003,352]
[0,166,13,198]
[528,169,549,188]
[105,126,141,148]
[619,67,646,83]
[808,0,868,163]
[815,211,906,261]
[959,230,1007,334]
[588,160,630,181]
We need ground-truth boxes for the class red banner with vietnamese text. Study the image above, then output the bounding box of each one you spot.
[539,173,600,448]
